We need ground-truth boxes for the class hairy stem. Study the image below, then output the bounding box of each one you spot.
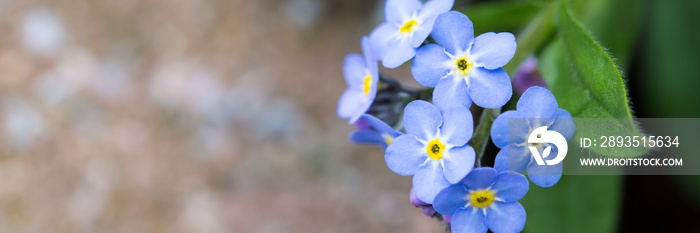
[470,108,500,167]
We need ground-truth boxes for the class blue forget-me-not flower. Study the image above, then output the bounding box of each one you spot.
[350,114,402,150]
[490,86,575,187]
[385,100,475,203]
[433,167,529,233]
[370,0,454,68]
[411,11,516,109]
[337,36,379,124]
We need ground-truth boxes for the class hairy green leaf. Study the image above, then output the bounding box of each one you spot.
[539,1,648,158]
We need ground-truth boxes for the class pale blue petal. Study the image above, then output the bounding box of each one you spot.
[470,32,517,70]
[485,201,526,233]
[360,114,397,137]
[343,53,366,86]
[461,167,497,190]
[492,171,529,202]
[433,75,472,113]
[410,0,455,47]
[337,89,370,123]
[409,23,433,48]
[442,145,475,184]
[451,207,488,233]
[503,144,531,173]
[385,0,422,25]
[403,100,442,140]
[413,161,451,203]
[432,11,474,55]
[440,106,473,146]
[418,0,455,21]
[382,40,416,68]
[433,183,468,215]
[550,109,575,141]
[493,149,509,172]
[527,157,563,187]
[468,67,512,109]
[507,117,532,147]
[490,110,526,148]
[369,23,399,61]
[493,145,531,174]
[411,44,451,87]
[385,134,427,176]
[349,129,385,147]
[517,86,558,120]
[361,36,379,79]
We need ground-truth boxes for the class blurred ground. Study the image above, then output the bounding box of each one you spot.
[0,0,442,232]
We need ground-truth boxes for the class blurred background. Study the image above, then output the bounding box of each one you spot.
[0,0,438,232]
[0,0,698,232]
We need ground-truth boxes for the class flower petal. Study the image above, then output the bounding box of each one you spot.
[527,155,563,187]
[337,89,370,123]
[349,129,385,147]
[517,86,558,120]
[412,44,451,87]
[360,114,397,137]
[410,187,437,216]
[385,134,427,176]
[493,149,509,172]
[408,23,433,48]
[433,183,469,215]
[432,75,472,113]
[490,110,527,148]
[432,11,474,55]
[442,145,475,184]
[451,207,488,233]
[413,161,451,203]
[361,36,379,78]
[460,167,497,190]
[369,23,399,61]
[485,201,526,233]
[403,100,442,140]
[470,32,517,70]
[410,187,430,207]
[440,106,473,146]
[549,109,575,141]
[418,0,455,21]
[467,67,512,109]
[343,53,366,86]
[492,171,529,203]
[411,0,455,47]
[382,40,416,68]
[501,144,531,173]
[385,0,422,25]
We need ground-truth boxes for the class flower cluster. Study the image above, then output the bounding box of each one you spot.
[337,1,574,232]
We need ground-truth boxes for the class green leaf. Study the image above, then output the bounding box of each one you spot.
[570,0,646,67]
[538,0,648,158]
[521,173,621,233]
[456,1,541,35]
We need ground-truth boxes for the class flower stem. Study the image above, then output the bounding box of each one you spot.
[469,108,500,167]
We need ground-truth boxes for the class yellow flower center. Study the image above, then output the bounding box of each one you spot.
[426,139,444,160]
[363,75,372,96]
[400,19,418,34]
[383,135,394,145]
[454,56,472,76]
[470,190,495,208]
